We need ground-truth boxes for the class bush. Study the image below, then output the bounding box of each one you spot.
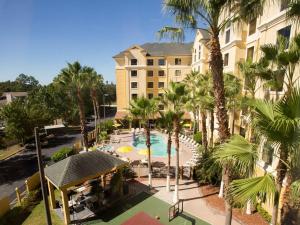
[51,146,74,162]
[98,131,109,142]
[98,119,114,134]
[257,204,272,223]
[21,189,42,211]
[193,132,202,144]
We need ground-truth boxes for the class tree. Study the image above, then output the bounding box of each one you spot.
[157,110,175,191]
[162,82,188,203]
[159,2,265,221]
[129,97,158,188]
[56,61,89,150]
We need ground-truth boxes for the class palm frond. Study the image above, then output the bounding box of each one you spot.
[157,26,185,42]
[291,179,300,202]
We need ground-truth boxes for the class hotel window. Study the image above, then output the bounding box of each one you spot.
[280,0,289,11]
[148,93,153,99]
[175,70,181,76]
[223,53,229,66]
[175,58,181,65]
[131,59,137,65]
[131,94,138,100]
[248,19,257,36]
[198,46,201,60]
[158,104,164,110]
[131,70,137,77]
[225,29,230,44]
[246,47,254,62]
[158,59,165,65]
[147,59,154,66]
[277,25,291,49]
[158,82,165,88]
[131,82,138,88]
[194,49,197,62]
[158,70,165,76]
[147,70,154,77]
[147,82,154,88]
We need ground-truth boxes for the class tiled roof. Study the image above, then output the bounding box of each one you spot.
[45,151,127,188]
[113,42,193,58]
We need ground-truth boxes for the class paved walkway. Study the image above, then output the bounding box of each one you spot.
[140,179,242,225]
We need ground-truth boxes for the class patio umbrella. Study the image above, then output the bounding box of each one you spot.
[183,123,192,128]
[138,149,153,155]
[117,146,133,153]
[113,123,122,128]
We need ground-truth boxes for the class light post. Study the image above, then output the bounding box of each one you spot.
[103,94,109,121]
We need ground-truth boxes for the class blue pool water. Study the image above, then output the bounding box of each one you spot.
[132,134,176,157]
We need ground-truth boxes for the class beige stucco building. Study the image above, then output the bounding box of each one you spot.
[113,42,193,119]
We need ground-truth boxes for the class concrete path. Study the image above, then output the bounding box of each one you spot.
[141,179,242,225]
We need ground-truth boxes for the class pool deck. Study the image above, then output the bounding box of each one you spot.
[109,130,194,167]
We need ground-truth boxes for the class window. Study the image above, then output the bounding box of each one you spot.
[198,45,201,60]
[131,82,138,88]
[131,59,137,65]
[225,29,230,44]
[270,70,285,92]
[131,94,137,100]
[198,66,200,72]
[148,93,153,99]
[175,70,181,76]
[158,59,165,65]
[280,0,290,11]
[158,70,165,76]
[262,141,274,166]
[194,49,197,62]
[147,70,153,77]
[223,53,229,66]
[277,25,291,49]
[248,19,257,36]
[246,47,254,62]
[175,58,181,65]
[147,82,154,88]
[158,82,164,88]
[147,59,154,66]
[131,70,137,77]
[158,104,164,110]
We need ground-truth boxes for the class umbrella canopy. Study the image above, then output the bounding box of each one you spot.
[117,146,133,153]
[113,123,122,128]
[138,149,153,155]
[183,123,192,128]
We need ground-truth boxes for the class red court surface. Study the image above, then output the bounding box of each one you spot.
[121,211,163,225]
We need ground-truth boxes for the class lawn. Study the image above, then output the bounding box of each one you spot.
[22,192,210,225]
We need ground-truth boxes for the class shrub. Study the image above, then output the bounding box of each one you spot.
[98,131,109,142]
[193,132,202,144]
[21,189,42,211]
[98,119,114,134]
[257,204,272,223]
[51,146,74,162]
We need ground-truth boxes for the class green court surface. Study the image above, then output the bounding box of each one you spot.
[84,192,210,225]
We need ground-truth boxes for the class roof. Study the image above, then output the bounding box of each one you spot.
[113,42,193,58]
[45,151,127,188]
[197,28,210,40]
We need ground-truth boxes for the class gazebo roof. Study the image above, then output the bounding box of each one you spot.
[45,151,128,189]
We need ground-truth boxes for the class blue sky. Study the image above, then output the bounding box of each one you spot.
[0,0,196,84]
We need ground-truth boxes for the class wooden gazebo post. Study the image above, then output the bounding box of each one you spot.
[60,188,70,225]
[47,180,56,209]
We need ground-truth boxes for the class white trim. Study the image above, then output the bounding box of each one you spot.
[257,10,288,32]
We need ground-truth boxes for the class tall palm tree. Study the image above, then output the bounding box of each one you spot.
[56,61,89,151]
[84,67,104,143]
[129,97,158,188]
[162,82,188,203]
[157,110,175,191]
[159,2,265,221]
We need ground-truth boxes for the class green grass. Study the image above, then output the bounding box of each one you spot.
[22,201,63,225]
[84,192,210,225]
[0,144,23,160]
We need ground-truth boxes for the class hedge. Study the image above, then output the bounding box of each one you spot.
[51,147,74,162]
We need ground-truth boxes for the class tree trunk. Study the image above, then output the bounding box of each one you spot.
[209,110,214,147]
[77,88,88,151]
[166,132,172,192]
[271,146,288,225]
[193,110,197,134]
[280,173,293,225]
[201,110,208,152]
[173,118,180,203]
[95,97,101,138]
[223,165,233,225]
[145,122,152,188]
[91,98,98,144]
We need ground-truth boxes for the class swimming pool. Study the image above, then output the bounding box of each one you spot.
[132,133,176,157]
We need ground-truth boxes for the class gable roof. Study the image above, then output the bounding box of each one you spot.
[113,42,193,58]
[45,151,127,188]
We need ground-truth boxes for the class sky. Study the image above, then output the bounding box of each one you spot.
[0,0,196,84]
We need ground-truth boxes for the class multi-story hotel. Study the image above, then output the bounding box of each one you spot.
[113,42,192,119]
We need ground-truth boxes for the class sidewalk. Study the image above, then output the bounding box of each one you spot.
[140,178,242,225]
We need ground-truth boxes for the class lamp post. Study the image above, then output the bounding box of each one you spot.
[103,94,109,121]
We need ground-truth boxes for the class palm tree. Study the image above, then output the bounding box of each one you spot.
[159,2,265,221]
[129,97,157,188]
[162,82,188,203]
[84,67,104,144]
[157,110,175,192]
[287,0,300,23]
[56,61,89,150]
